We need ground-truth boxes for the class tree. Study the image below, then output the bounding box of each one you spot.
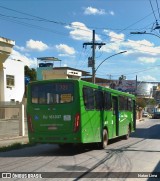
[119,75,126,80]
[136,98,146,108]
[25,66,36,81]
[136,97,156,109]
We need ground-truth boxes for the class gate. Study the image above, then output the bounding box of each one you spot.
[0,102,27,138]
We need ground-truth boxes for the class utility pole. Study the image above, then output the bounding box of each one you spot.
[107,74,113,81]
[83,30,105,83]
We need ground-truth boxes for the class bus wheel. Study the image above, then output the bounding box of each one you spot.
[124,125,130,140]
[102,129,108,149]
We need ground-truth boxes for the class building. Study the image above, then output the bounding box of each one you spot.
[0,37,24,103]
[36,56,160,102]
[36,57,90,81]
[136,81,158,98]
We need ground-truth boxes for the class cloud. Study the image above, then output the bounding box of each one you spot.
[84,7,106,15]
[10,49,37,67]
[100,30,125,53]
[66,22,101,41]
[122,39,160,60]
[26,39,49,51]
[104,30,125,42]
[138,57,157,63]
[14,45,26,52]
[55,44,76,57]
[109,11,115,16]
[140,75,157,81]
[100,43,121,53]
[83,7,115,16]
[102,29,160,62]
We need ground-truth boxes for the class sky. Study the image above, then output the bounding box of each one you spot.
[1,0,160,82]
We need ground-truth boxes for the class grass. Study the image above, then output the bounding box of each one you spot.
[0,143,35,152]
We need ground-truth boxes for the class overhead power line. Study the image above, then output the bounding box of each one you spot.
[0,14,68,36]
[156,0,160,19]
[149,0,158,22]
[0,4,159,33]
[1,4,160,56]
[0,5,68,26]
[101,65,160,77]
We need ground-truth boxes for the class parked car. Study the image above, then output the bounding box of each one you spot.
[153,111,160,119]
[142,111,149,117]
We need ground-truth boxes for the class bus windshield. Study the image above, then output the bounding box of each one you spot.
[31,82,74,104]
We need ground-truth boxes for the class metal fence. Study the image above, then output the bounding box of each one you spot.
[0,102,27,138]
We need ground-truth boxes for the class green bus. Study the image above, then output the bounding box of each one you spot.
[27,79,136,149]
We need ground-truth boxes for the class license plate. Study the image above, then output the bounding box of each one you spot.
[48,126,57,130]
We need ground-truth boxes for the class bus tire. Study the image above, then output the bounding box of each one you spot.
[124,125,130,140]
[102,129,108,149]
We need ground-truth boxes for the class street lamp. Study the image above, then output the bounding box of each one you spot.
[130,31,160,39]
[94,51,127,83]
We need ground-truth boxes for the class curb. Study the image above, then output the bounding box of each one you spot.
[0,136,29,148]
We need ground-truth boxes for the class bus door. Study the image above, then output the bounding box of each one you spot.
[112,96,119,137]
[133,100,136,130]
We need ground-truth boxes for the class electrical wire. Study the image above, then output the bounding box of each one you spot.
[0,5,68,26]
[1,4,160,72]
[113,65,160,76]
[97,65,160,78]
[0,4,159,49]
[0,14,68,37]
[0,4,159,35]
[149,0,158,22]
[156,0,160,19]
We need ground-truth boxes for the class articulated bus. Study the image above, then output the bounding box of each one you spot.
[27,79,136,149]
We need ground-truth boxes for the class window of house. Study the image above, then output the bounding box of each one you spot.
[6,75,15,88]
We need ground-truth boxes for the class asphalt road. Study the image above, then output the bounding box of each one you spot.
[0,118,160,181]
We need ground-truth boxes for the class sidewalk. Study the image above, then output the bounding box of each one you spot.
[0,136,29,147]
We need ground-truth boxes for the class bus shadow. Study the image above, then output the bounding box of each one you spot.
[1,124,160,157]
[0,143,100,157]
[130,124,160,139]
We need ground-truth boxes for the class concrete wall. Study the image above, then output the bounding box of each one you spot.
[0,71,4,102]
[0,37,15,63]
[42,69,82,80]
[37,67,53,80]
[3,59,24,102]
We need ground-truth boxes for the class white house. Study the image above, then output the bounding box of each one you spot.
[0,37,24,103]
[2,59,24,102]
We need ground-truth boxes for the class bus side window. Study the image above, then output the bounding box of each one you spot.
[95,90,104,110]
[119,96,128,111]
[128,98,132,111]
[83,87,94,110]
[104,92,112,110]
[124,97,128,110]
[119,96,124,110]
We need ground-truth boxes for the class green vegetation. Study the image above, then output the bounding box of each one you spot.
[136,97,156,108]
[25,65,36,81]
